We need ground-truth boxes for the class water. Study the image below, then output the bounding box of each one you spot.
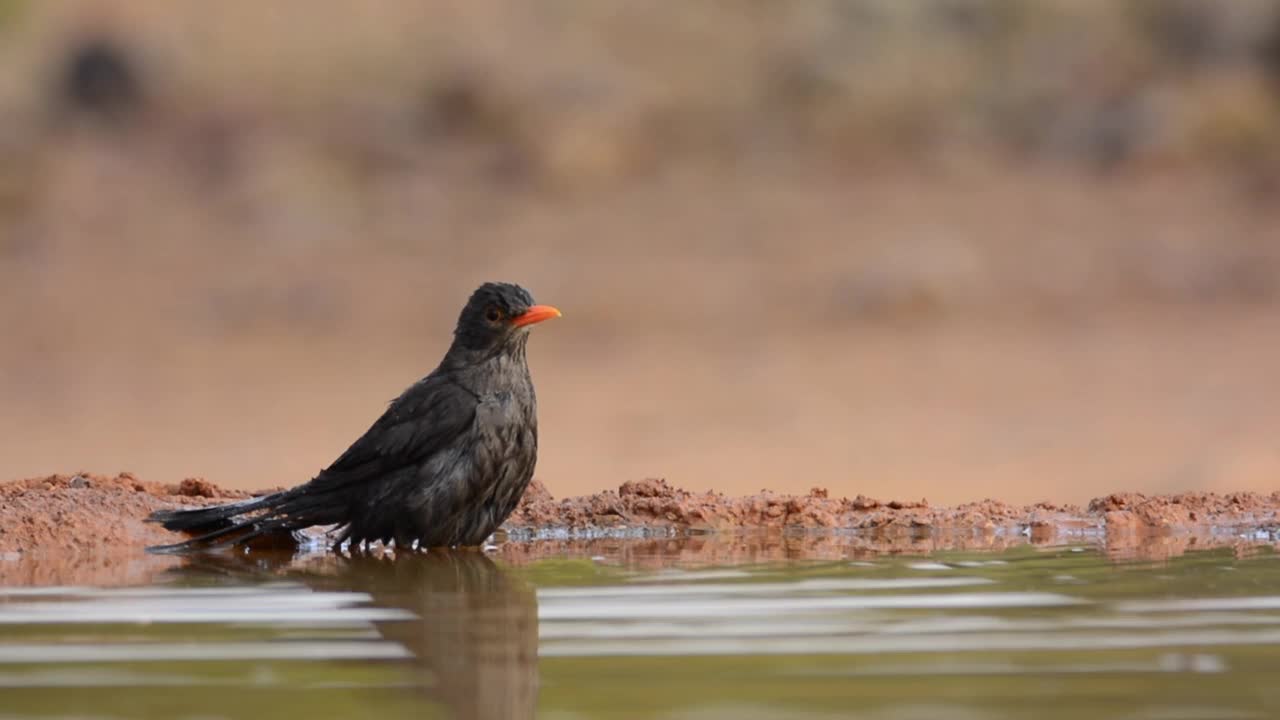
[2,536,1280,719]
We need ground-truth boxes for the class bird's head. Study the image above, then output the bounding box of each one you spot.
[447,282,561,360]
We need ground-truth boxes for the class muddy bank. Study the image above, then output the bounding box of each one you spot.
[3,472,1278,552]
[0,472,1277,585]
[512,478,1280,537]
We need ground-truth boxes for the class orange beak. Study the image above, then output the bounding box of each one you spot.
[511,304,562,329]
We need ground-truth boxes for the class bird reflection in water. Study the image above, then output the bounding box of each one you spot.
[175,550,539,720]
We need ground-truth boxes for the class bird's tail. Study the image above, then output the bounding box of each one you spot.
[146,486,350,554]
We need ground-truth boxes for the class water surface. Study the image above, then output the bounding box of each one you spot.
[2,535,1279,719]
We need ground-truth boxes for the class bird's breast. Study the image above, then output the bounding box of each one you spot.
[476,390,527,426]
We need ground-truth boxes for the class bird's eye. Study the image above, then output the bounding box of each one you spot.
[485,306,504,323]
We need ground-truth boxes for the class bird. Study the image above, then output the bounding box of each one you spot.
[147,282,560,553]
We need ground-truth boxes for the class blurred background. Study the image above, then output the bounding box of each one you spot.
[1,0,1278,505]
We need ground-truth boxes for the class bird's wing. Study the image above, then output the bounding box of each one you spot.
[307,374,478,490]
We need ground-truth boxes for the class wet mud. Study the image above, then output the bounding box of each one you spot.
[510,477,1279,539]
[1,472,1276,585]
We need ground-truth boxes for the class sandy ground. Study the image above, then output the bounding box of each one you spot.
[4,165,1280,508]
[2,2,1280,517]
[1,472,1276,586]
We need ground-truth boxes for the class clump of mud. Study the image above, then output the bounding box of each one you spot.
[511,478,1280,535]
[0,472,249,556]
[1087,491,1280,529]
[508,477,1091,537]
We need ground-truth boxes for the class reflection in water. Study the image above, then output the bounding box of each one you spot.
[4,541,1280,719]
[343,552,539,720]
[7,525,1278,589]
[180,551,539,720]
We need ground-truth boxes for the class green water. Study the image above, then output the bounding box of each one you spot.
[2,538,1280,719]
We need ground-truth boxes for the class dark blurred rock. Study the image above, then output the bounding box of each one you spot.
[1259,8,1280,97]
[57,36,145,124]
[1081,92,1150,174]
[421,69,511,141]
[1134,0,1223,69]
[928,0,1009,43]
[418,69,535,184]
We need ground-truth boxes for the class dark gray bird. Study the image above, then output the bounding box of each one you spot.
[147,282,560,553]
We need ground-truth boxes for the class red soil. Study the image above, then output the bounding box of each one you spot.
[1,473,1276,556]
[0,472,1276,585]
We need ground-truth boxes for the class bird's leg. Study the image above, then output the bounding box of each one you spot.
[393,527,418,553]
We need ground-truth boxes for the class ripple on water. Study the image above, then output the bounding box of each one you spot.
[0,541,1278,719]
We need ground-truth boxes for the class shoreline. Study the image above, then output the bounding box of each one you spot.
[2,471,1276,550]
[0,472,1276,586]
